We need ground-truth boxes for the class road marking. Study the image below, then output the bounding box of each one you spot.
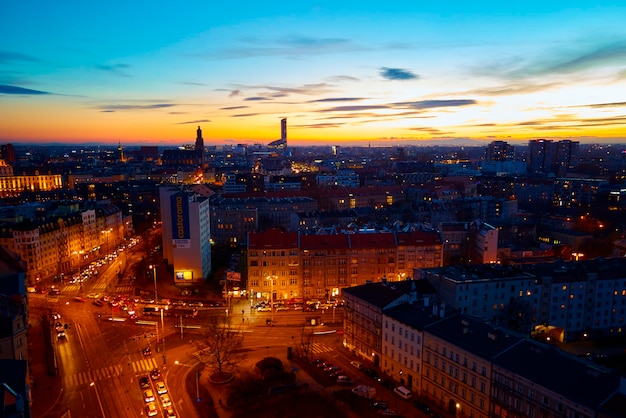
[132,357,158,373]
[311,342,333,354]
[64,365,122,387]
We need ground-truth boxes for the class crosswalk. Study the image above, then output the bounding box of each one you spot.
[132,357,159,373]
[63,358,158,387]
[64,365,123,387]
[61,284,134,293]
[311,342,333,354]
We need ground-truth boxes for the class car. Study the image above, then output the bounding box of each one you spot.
[73,296,87,302]
[165,407,177,417]
[413,401,432,414]
[155,381,167,394]
[57,331,66,339]
[350,361,364,370]
[52,312,61,320]
[257,305,272,312]
[92,300,103,307]
[145,402,158,417]
[275,305,289,311]
[150,369,161,380]
[55,322,64,332]
[370,401,389,410]
[87,293,100,299]
[160,393,172,407]
[364,367,381,381]
[337,375,354,385]
[143,389,155,403]
[139,376,151,389]
[187,301,203,308]
[329,368,345,377]
[142,347,152,356]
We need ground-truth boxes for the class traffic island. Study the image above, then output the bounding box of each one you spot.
[209,371,234,384]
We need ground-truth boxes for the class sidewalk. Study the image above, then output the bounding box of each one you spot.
[28,314,64,418]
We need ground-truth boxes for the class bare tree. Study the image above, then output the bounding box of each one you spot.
[298,324,316,361]
[195,315,245,377]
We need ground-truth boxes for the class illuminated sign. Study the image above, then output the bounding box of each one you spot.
[170,193,190,248]
[175,271,193,281]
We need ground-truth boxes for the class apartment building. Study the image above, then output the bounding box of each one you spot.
[247,228,443,303]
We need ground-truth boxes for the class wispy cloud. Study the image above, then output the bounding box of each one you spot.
[319,105,389,112]
[0,51,40,64]
[176,119,210,124]
[232,113,261,117]
[395,99,477,109]
[220,106,249,110]
[380,67,419,81]
[94,63,130,76]
[310,97,366,103]
[213,35,367,59]
[97,103,176,111]
[244,96,271,101]
[0,84,51,95]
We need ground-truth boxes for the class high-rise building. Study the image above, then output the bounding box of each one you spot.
[528,139,579,175]
[268,118,287,151]
[159,187,211,286]
[484,140,514,161]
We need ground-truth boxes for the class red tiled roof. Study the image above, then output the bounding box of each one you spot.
[395,231,442,246]
[300,234,349,250]
[248,228,298,249]
[348,232,396,248]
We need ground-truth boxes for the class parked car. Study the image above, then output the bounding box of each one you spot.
[337,375,354,385]
[370,400,389,410]
[142,347,152,356]
[413,401,432,414]
[139,376,151,389]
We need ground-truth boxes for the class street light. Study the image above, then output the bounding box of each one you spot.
[149,264,158,302]
[173,361,201,402]
[267,275,277,323]
[160,306,168,353]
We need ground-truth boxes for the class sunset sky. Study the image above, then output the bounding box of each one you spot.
[2,1,626,146]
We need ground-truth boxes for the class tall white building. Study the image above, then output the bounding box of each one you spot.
[159,186,211,286]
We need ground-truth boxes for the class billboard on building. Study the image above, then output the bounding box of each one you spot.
[171,193,191,248]
[175,271,193,282]
[226,271,241,281]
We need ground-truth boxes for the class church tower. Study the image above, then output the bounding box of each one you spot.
[195,126,204,150]
[195,126,205,168]
[117,141,125,163]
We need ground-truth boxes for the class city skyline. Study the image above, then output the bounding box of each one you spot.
[2,2,626,146]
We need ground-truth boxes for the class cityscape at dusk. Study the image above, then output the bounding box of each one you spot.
[2,2,626,145]
[3,2,626,418]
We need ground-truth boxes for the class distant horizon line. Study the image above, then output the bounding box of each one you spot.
[3,137,626,148]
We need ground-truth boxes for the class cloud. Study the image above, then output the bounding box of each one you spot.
[0,84,51,95]
[326,75,360,83]
[97,103,176,111]
[232,113,261,117]
[395,99,477,109]
[578,101,626,109]
[229,89,242,97]
[296,123,343,129]
[380,67,419,81]
[244,96,271,101]
[319,105,389,112]
[94,63,130,76]
[310,97,366,103]
[0,51,40,64]
[176,119,211,124]
[213,35,367,60]
[220,106,249,110]
[546,40,626,74]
